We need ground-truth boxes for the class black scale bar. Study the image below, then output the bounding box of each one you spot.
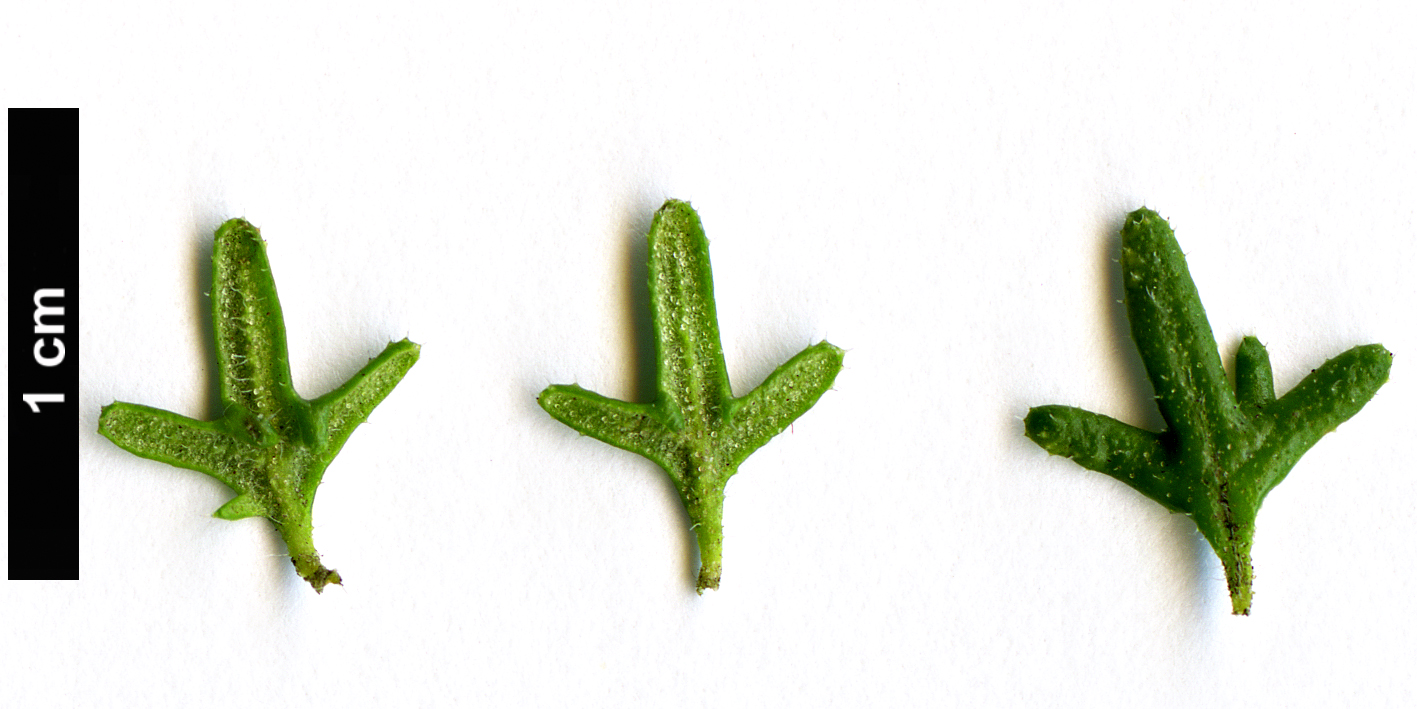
[9,108,80,580]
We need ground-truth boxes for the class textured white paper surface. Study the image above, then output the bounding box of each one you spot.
[5,1,1416,706]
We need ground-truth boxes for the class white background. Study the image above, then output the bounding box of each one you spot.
[4,1,1415,706]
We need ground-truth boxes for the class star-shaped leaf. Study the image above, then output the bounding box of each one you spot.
[1025,208,1391,615]
[99,218,419,592]
[539,199,844,593]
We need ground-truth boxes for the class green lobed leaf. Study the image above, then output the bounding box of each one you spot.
[1025,207,1391,615]
[539,199,844,593]
[99,218,419,593]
